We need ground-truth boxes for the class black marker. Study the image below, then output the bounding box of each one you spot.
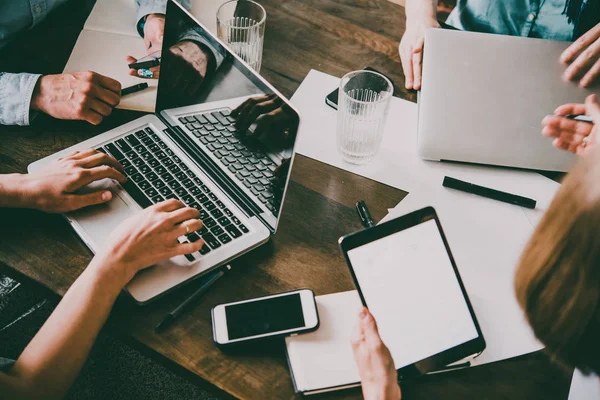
[155,265,230,332]
[443,176,536,209]
[356,200,376,228]
[121,82,149,96]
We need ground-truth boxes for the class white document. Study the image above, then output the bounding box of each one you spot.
[569,370,600,400]
[347,219,479,370]
[285,291,363,394]
[64,0,156,112]
[380,178,561,366]
[291,70,562,195]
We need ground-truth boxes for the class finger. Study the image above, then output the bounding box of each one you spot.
[169,240,205,258]
[126,56,138,65]
[552,137,573,152]
[90,72,122,94]
[87,98,113,117]
[412,42,424,90]
[153,198,185,212]
[563,40,600,81]
[401,47,414,89]
[65,190,114,211]
[232,98,252,116]
[66,148,97,160]
[239,98,282,133]
[90,84,121,107]
[542,115,593,136]
[555,103,587,116]
[580,60,600,88]
[78,152,125,172]
[175,218,203,237]
[561,24,600,64]
[586,94,600,123]
[165,207,201,226]
[351,308,369,348]
[236,95,276,127]
[79,165,128,188]
[79,108,104,125]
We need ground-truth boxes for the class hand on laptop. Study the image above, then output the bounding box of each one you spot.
[399,17,440,90]
[542,94,600,155]
[232,94,298,149]
[94,199,204,284]
[30,72,121,125]
[21,149,126,213]
[162,41,210,98]
[351,307,402,400]
[143,14,165,55]
[561,23,600,88]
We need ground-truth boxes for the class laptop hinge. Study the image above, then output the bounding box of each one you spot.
[162,125,276,234]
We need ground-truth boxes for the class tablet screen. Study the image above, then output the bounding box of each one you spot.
[346,219,478,370]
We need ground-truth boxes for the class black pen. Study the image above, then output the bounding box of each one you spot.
[121,82,149,96]
[443,176,536,209]
[155,265,231,332]
[356,200,375,228]
[548,114,593,124]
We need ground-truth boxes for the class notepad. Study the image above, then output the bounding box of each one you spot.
[63,0,157,112]
[285,291,363,395]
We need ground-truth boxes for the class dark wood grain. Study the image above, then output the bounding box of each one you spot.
[0,0,572,399]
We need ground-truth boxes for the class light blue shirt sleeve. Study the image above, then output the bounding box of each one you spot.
[0,72,41,126]
[135,0,191,25]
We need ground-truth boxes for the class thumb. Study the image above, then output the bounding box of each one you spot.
[67,190,113,211]
[585,94,600,125]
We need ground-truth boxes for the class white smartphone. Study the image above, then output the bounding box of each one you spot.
[212,289,319,346]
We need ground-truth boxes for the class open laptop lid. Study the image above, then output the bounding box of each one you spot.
[155,0,300,233]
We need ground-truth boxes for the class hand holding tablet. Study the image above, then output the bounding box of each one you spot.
[339,206,486,381]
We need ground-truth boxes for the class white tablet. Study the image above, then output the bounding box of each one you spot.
[339,206,485,381]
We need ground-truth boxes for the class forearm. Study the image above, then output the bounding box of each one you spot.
[0,72,41,126]
[0,174,34,209]
[404,0,438,22]
[0,258,128,399]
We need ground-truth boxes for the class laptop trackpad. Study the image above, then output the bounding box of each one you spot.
[68,180,135,251]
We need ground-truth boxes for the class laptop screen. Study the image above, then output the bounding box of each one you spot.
[156,0,299,230]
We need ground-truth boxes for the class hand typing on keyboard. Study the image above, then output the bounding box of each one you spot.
[93,199,205,285]
[15,149,126,213]
[231,94,299,150]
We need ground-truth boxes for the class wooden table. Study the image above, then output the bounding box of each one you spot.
[0,0,572,399]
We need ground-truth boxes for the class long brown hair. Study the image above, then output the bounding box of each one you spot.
[515,149,600,375]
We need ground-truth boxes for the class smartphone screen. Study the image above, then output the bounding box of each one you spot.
[225,293,305,339]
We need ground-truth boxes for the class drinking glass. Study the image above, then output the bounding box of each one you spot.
[336,70,393,165]
[217,0,266,72]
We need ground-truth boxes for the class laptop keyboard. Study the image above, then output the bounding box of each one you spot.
[178,108,283,214]
[98,127,249,262]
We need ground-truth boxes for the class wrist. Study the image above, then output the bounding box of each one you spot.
[145,13,164,23]
[88,255,135,291]
[405,0,438,24]
[0,174,37,209]
[30,76,45,112]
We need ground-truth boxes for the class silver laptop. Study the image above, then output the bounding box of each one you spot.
[28,1,300,304]
[418,29,600,172]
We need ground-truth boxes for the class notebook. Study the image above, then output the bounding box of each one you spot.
[285,291,364,395]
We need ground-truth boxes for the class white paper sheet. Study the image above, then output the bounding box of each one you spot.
[291,70,562,195]
[569,370,600,400]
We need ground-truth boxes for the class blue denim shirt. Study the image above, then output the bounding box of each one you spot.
[446,0,574,41]
[0,0,183,126]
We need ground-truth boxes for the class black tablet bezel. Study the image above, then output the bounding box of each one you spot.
[338,206,486,381]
